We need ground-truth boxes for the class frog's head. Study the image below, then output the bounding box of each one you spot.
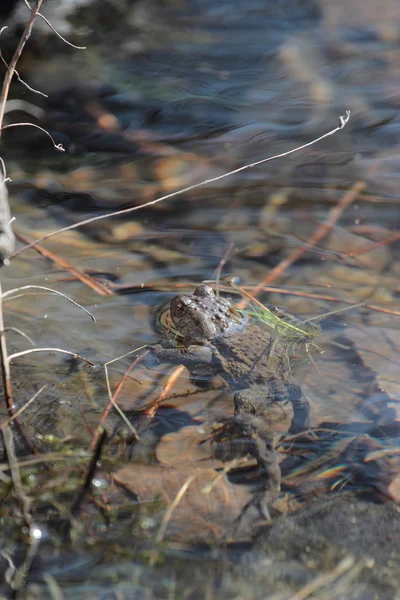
[170,284,246,342]
[170,285,218,342]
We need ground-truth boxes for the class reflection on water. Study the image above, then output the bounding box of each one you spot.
[1,0,400,597]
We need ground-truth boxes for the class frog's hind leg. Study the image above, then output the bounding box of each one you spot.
[286,377,310,433]
[233,378,310,433]
[229,414,281,527]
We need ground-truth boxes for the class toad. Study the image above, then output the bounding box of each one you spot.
[152,285,310,433]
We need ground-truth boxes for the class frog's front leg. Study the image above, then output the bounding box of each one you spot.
[151,343,213,368]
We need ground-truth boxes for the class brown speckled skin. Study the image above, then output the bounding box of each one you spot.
[152,285,309,433]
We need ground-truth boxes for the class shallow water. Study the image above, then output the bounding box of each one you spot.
[1,0,400,597]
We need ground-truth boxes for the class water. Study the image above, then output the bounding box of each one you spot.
[0,0,399,597]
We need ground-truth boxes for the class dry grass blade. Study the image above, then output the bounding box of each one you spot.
[4,326,35,345]
[93,347,150,449]
[3,284,96,321]
[11,112,351,258]
[286,555,364,600]
[43,573,65,600]
[238,180,366,309]
[143,364,186,420]
[0,384,47,429]
[155,474,197,544]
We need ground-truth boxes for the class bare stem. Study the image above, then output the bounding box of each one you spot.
[8,347,95,366]
[0,0,44,134]
[3,284,96,321]
[0,281,13,414]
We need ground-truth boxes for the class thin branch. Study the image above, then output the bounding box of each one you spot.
[0,122,65,151]
[24,0,86,50]
[4,326,35,346]
[71,429,107,518]
[347,230,400,258]
[3,285,95,321]
[0,0,44,134]
[11,112,351,258]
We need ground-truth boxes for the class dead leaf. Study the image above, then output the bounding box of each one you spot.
[113,463,255,543]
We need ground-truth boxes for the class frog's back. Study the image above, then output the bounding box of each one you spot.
[212,322,291,386]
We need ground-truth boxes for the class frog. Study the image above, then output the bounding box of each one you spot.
[151,284,310,433]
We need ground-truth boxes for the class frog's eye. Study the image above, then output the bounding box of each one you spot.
[174,302,184,313]
[194,285,214,298]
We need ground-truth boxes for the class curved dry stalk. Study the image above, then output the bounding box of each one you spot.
[4,327,35,346]
[1,122,65,152]
[0,27,48,98]
[286,555,360,600]
[24,0,87,50]
[8,347,94,366]
[155,474,196,544]
[11,111,351,258]
[2,284,95,321]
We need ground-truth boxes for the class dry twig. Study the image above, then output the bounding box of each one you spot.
[0,0,44,134]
